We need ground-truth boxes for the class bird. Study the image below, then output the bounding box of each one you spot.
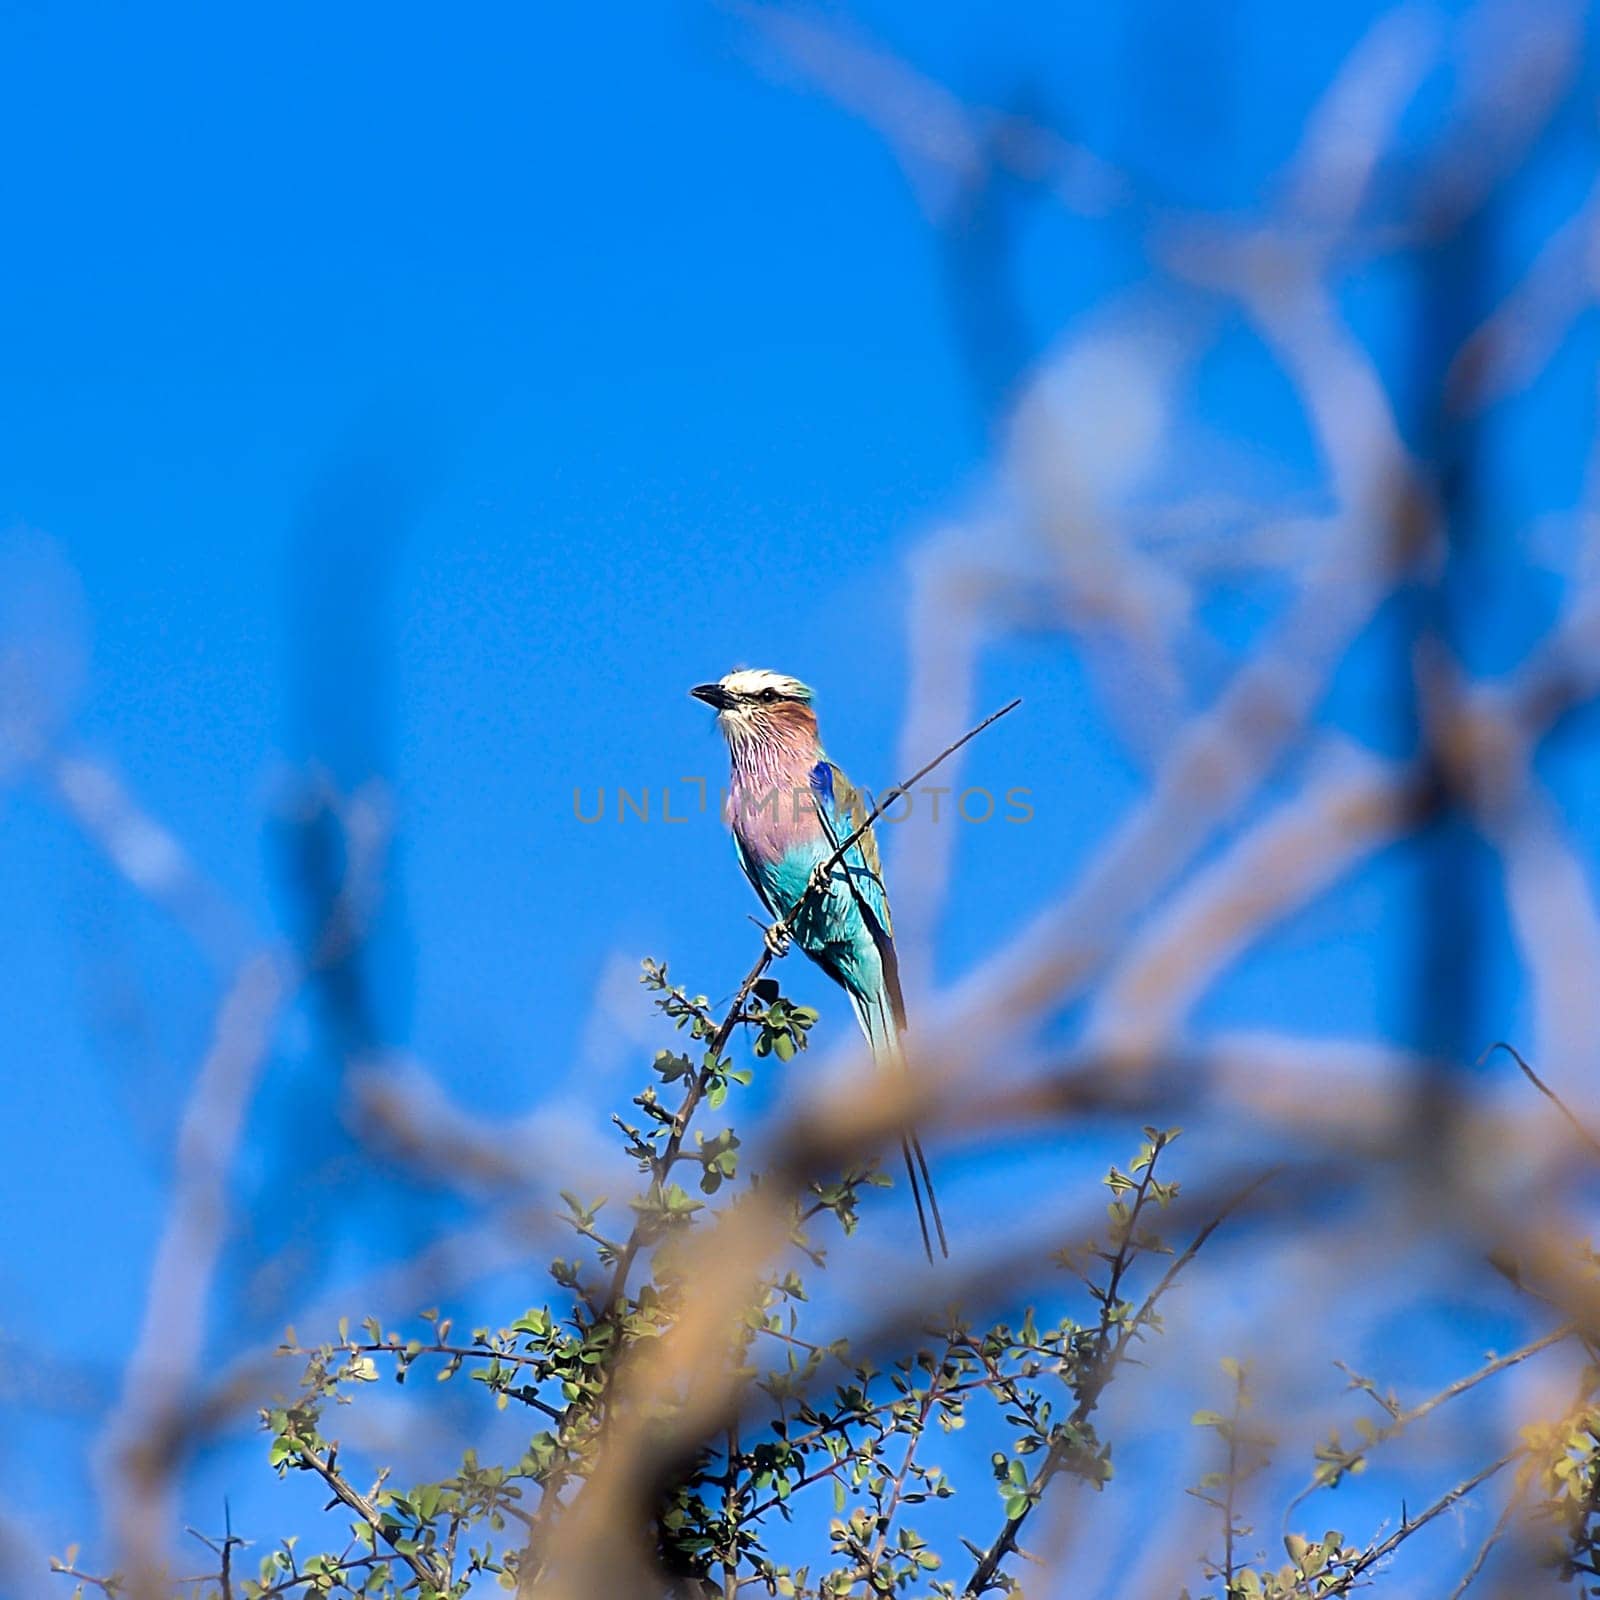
[690,667,948,1262]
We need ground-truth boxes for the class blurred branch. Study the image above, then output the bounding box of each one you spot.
[45,749,253,970]
[1446,1469,1530,1599]
[734,3,1127,222]
[97,951,292,1595]
[1087,751,1429,1062]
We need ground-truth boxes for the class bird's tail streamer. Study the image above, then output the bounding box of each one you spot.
[850,991,949,1263]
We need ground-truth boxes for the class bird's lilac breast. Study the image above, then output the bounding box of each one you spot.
[727,764,828,869]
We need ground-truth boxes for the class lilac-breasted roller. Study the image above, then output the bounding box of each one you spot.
[690,668,948,1262]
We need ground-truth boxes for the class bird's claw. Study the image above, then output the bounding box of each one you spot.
[807,860,834,900]
[764,921,792,959]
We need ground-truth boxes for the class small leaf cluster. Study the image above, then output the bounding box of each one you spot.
[1524,1381,1600,1586]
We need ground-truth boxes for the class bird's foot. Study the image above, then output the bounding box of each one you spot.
[764,920,792,959]
[807,860,834,900]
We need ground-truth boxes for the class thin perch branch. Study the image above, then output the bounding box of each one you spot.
[1484,1040,1600,1161]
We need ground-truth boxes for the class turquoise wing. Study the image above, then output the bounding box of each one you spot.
[809,760,907,1028]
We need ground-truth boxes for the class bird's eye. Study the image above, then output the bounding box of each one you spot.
[759,687,779,703]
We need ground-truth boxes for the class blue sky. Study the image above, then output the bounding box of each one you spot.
[0,1,990,1570]
[2,0,1597,1592]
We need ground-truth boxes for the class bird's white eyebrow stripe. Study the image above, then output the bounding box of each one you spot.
[717,668,812,701]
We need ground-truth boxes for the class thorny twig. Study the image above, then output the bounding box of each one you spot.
[962,1154,1277,1594]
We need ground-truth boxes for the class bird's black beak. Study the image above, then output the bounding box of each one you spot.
[690,683,733,710]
